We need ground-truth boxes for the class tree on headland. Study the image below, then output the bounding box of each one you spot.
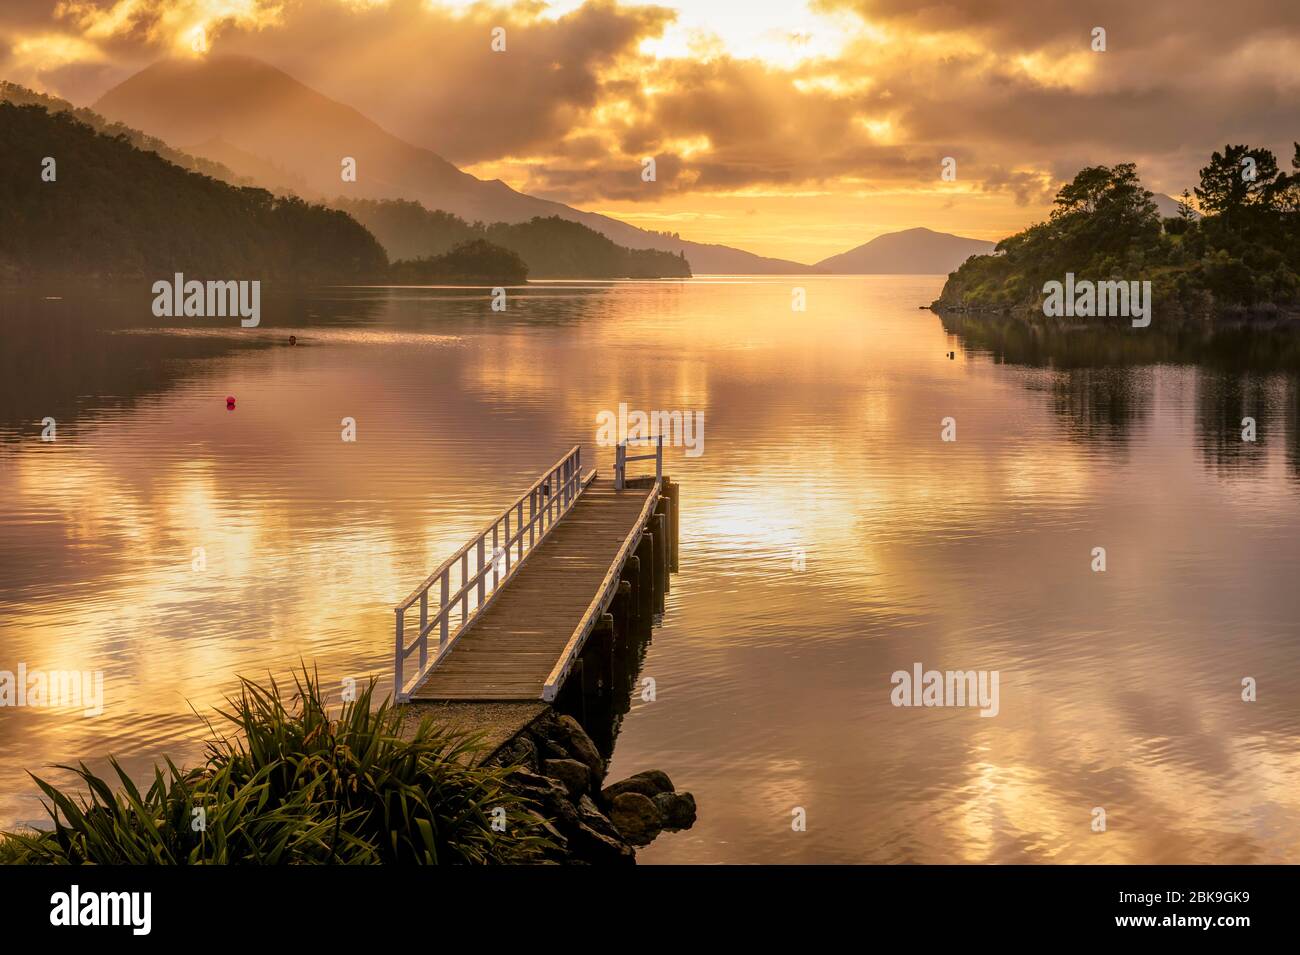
[1195,144,1282,225]
[1278,143,1300,215]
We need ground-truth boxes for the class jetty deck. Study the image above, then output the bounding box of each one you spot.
[394,443,676,704]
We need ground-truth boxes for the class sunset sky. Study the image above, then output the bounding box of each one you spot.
[3,0,1299,261]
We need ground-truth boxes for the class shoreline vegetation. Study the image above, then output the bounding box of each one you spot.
[0,670,546,864]
[0,668,695,865]
[0,95,691,287]
[933,145,1300,322]
[337,199,692,280]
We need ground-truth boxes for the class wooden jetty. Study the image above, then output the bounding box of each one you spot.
[394,440,678,704]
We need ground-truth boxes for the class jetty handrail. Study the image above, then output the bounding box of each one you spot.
[613,434,663,490]
[393,445,584,701]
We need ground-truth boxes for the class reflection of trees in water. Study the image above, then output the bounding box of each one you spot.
[940,312,1300,468]
[1046,367,1152,448]
[1195,372,1276,476]
[939,311,1300,372]
[1288,378,1300,479]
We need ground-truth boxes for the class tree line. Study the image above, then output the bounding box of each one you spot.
[937,142,1300,318]
[0,102,389,282]
[336,199,692,279]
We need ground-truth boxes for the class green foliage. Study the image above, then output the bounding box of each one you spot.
[937,149,1300,317]
[1195,145,1282,222]
[0,102,388,282]
[390,238,529,284]
[339,198,692,278]
[0,668,550,864]
[0,81,246,185]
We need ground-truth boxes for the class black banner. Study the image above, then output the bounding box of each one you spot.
[0,864,1283,941]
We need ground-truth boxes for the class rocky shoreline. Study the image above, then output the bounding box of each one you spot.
[489,709,696,863]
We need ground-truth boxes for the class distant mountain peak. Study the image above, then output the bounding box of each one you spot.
[815,228,996,275]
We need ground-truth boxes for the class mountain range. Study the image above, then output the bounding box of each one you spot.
[89,55,1018,276]
[10,55,1200,278]
[93,56,819,275]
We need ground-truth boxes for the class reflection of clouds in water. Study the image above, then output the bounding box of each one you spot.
[3,277,1300,862]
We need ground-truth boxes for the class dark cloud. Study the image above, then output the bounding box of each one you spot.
[213,0,675,165]
[3,0,1298,208]
[817,0,1300,50]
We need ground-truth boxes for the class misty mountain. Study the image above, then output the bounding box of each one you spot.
[93,56,815,275]
[815,227,996,274]
[1153,192,1201,220]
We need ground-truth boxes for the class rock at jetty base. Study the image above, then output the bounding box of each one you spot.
[489,709,696,863]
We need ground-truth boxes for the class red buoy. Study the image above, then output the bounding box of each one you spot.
[226,395,236,409]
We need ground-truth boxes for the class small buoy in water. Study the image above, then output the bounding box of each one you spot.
[947,351,955,359]
[226,395,236,409]
[288,335,297,346]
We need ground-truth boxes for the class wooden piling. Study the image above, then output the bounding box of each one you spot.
[665,477,680,572]
[650,513,667,614]
[635,533,655,623]
[593,612,615,693]
[654,497,672,594]
[612,579,632,634]
[620,556,641,630]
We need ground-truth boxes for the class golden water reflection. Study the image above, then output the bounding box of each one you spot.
[1,277,1298,863]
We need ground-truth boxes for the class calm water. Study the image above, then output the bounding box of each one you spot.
[2,276,1299,863]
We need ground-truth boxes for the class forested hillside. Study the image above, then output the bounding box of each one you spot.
[1,81,245,185]
[0,102,388,281]
[336,199,691,278]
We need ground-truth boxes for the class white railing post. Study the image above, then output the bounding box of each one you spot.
[394,608,405,702]
[418,591,428,672]
[476,537,486,606]
[440,571,449,647]
[460,552,469,622]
